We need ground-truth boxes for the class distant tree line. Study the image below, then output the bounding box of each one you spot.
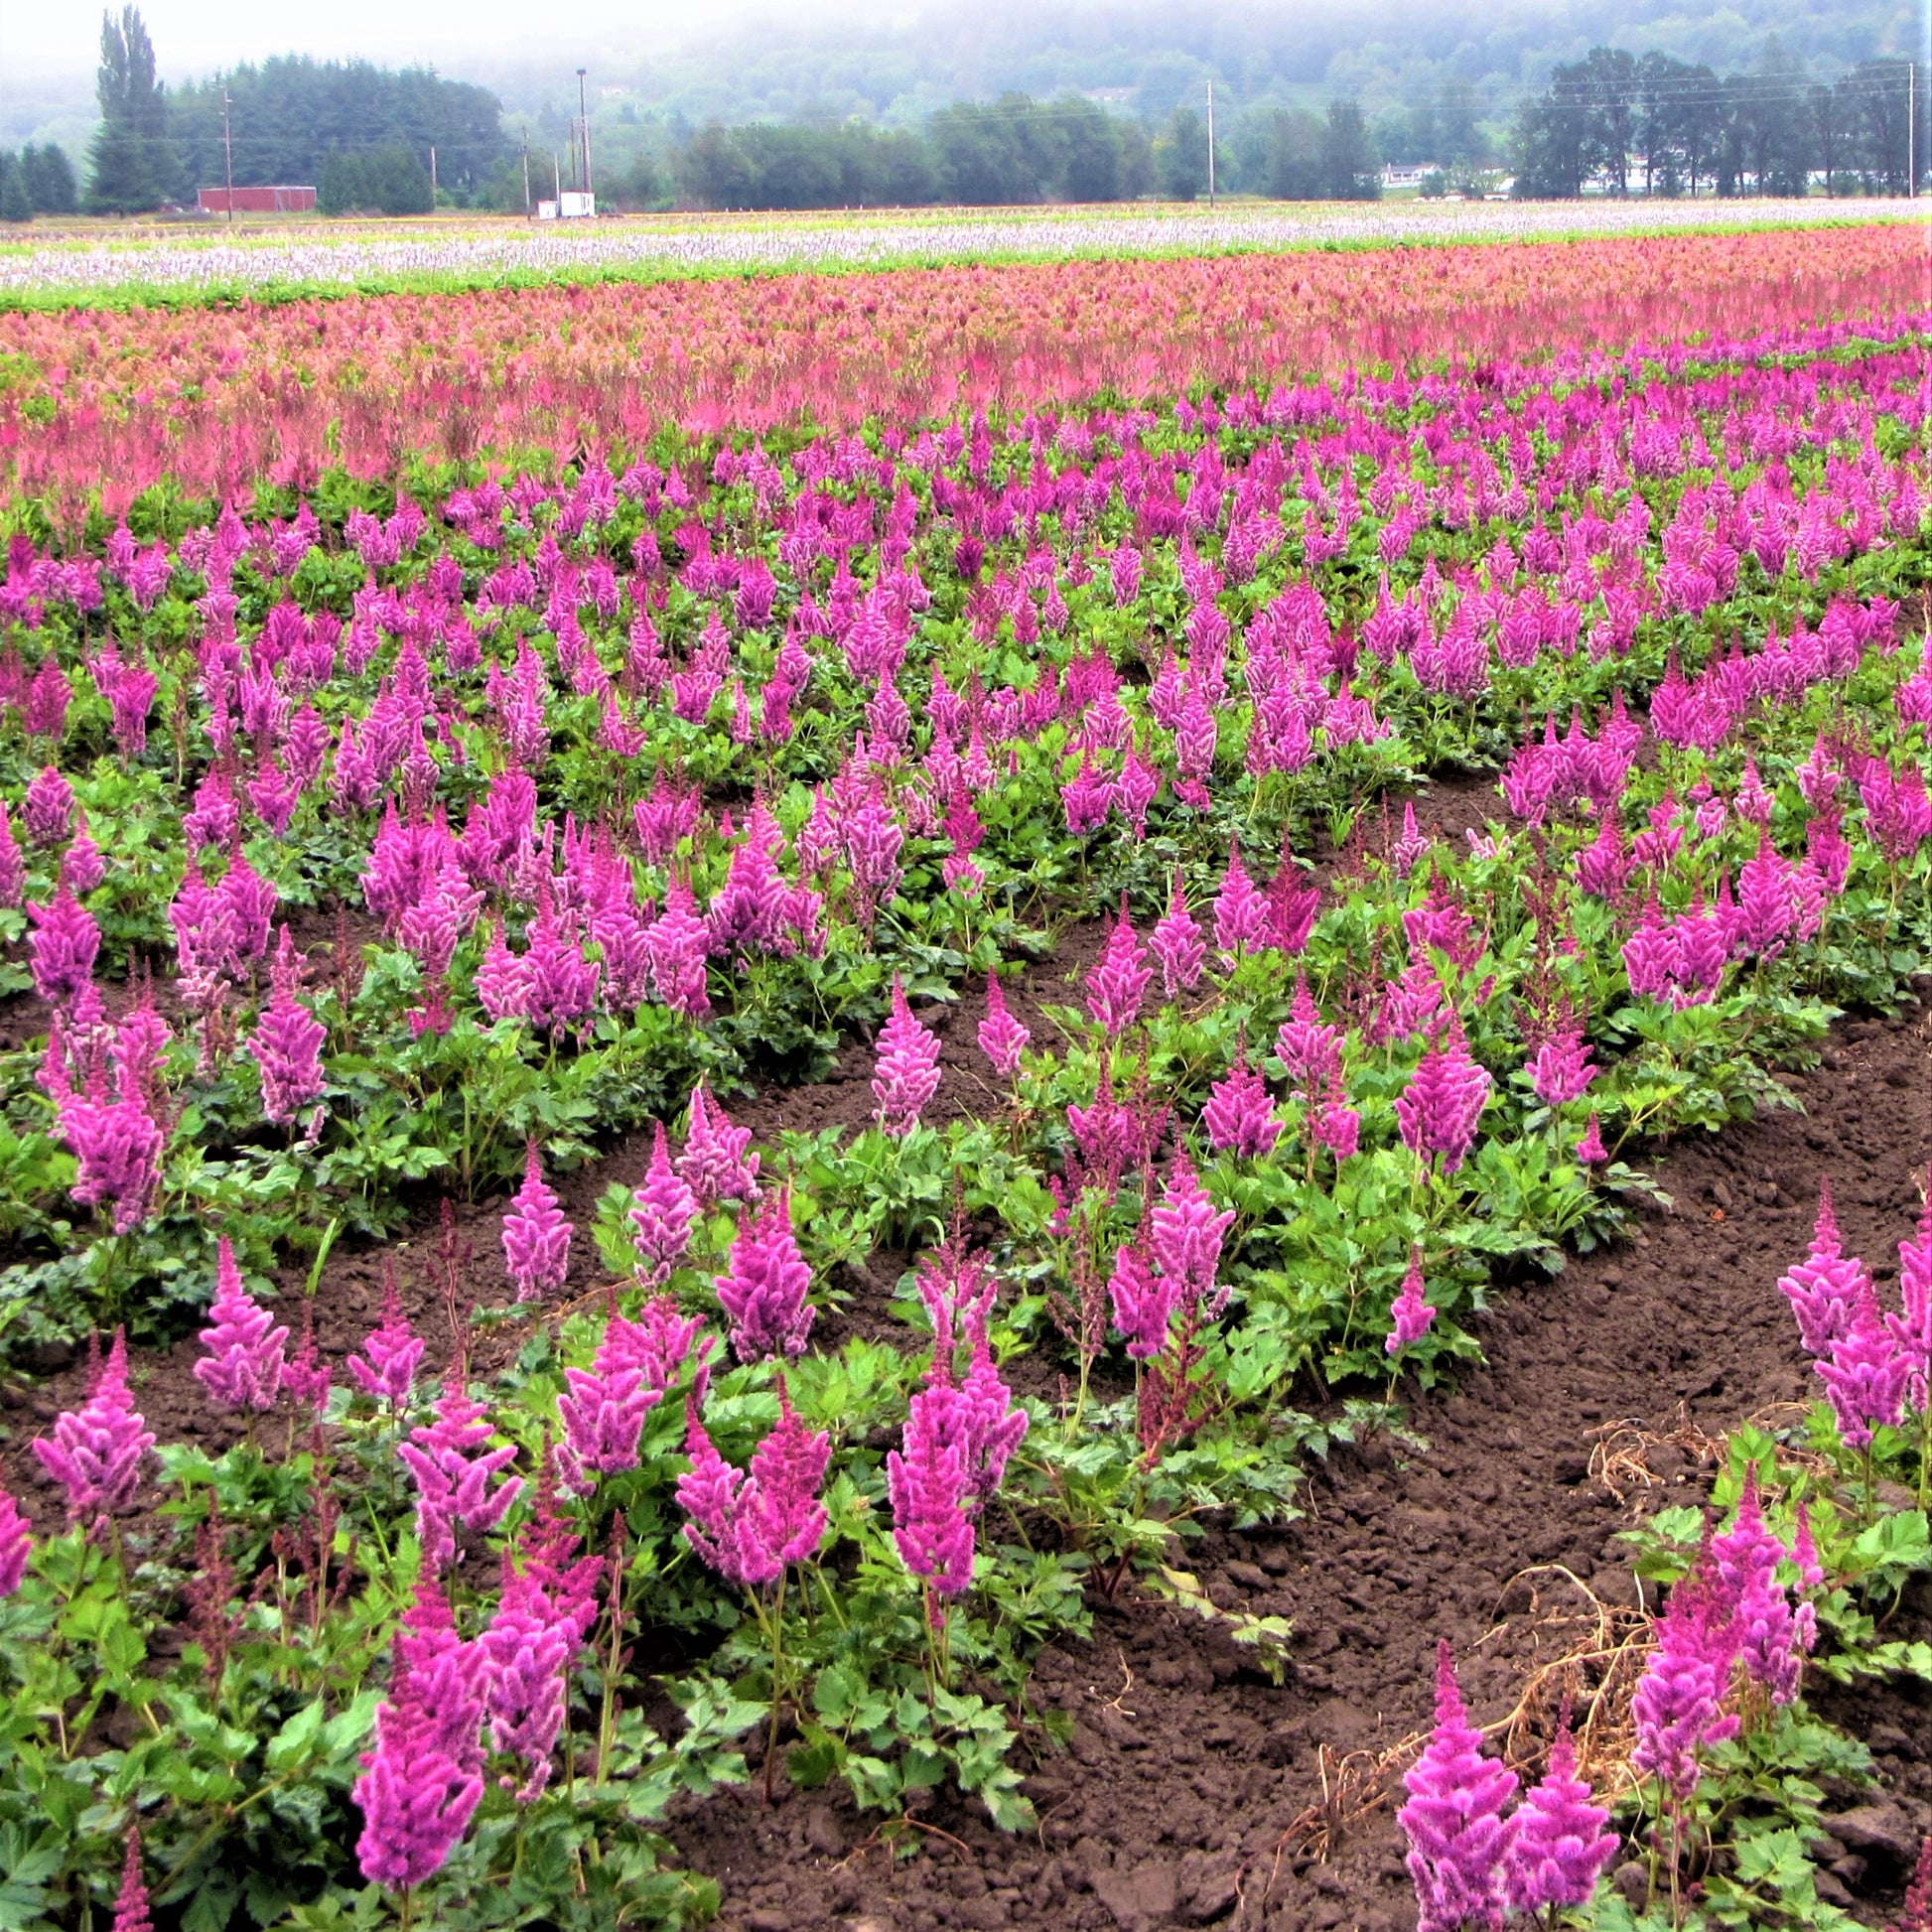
[1513,48,1926,197]
[65,7,513,215]
[172,56,511,204]
[661,93,1382,210]
[0,145,79,222]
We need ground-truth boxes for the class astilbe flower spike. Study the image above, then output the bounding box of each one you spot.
[1397,1021,1492,1174]
[872,976,942,1135]
[1887,1838,1932,1932]
[501,1140,572,1304]
[1387,1247,1437,1356]
[0,1481,30,1597]
[1148,1143,1235,1297]
[352,1653,484,1891]
[1085,897,1152,1035]
[1109,1243,1181,1360]
[677,1377,831,1589]
[1397,1641,1519,1932]
[1816,1284,1910,1451]
[1577,1114,1608,1165]
[1150,869,1206,996]
[1630,1564,1740,1800]
[1530,1027,1597,1109]
[27,891,99,1008]
[1503,1718,1618,1917]
[1779,1178,1870,1356]
[397,1369,524,1573]
[1889,1200,1932,1411]
[977,971,1030,1078]
[556,1296,704,1487]
[716,1185,815,1361]
[346,1265,424,1407]
[678,1079,760,1205]
[628,1121,697,1283]
[112,1831,153,1932]
[247,927,326,1126]
[32,1327,155,1526]
[887,1382,978,1615]
[193,1236,289,1413]
[1202,1045,1281,1158]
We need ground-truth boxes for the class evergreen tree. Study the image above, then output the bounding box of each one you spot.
[23,144,80,214]
[1318,101,1380,199]
[86,7,180,212]
[1155,106,1208,200]
[0,156,32,224]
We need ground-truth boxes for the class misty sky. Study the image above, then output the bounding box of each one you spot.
[7,0,840,75]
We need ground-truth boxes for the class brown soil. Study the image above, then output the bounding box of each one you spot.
[662,998,1932,1932]
[4,871,1929,1932]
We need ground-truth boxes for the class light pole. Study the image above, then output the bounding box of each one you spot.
[1205,79,1215,208]
[221,85,234,226]
[577,67,593,200]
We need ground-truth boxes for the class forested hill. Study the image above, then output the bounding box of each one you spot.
[169,59,511,199]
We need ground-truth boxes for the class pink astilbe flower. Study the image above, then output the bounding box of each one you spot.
[1630,1566,1740,1800]
[1577,1114,1608,1165]
[352,1653,484,1891]
[1212,842,1269,959]
[678,1378,831,1589]
[1397,1021,1491,1174]
[32,1327,155,1525]
[887,1382,979,1614]
[1148,1144,1235,1298]
[1816,1285,1910,1451]
[1150,869,1206,997]
[0,1482,32,1597]
[1201,1048,1281,1158]
[1391,799,1432,877]
[628,1121,698,1283]
[1386,1247,1437,1356]
[23,763,74,846]
[1503,1720,1617,1917]
[247,927,326,1126]
[977,971,1030,1078]
[1085,898,1152,1035]
[1397,1641,1519,1932]
[346,1268,424,1407]
[397,1370,524,1573]
[501,1140,572,1304]
[1109,1243,1182,1360]
[1275,973,1344,1095]
[1530,1028,1597,1109]
[282,1303,332,1418]
[644,878,712,1018]
[678,1079,760,1206]
[1779,1179,1871,1358]
[716,1185,815,1361]
[27,891,99,1008]
[556,1298,702,1486]
[111,1832,153,1932]
[58,1069,164,1233]
[872,976,942,1135]
[193,1236,288,1413]
[1885,1200,1932,1412]
[478,1556,576,1801]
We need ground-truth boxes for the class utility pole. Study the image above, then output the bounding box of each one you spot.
[553,153,562,201]
[577,67,593,199]
[1909,60,1917,199]
[1205,79,1215,207]
[521,136,531,217]
[221,85,235,226]
[429,145,438,205]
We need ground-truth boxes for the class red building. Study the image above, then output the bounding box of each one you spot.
[198,185,318,214]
